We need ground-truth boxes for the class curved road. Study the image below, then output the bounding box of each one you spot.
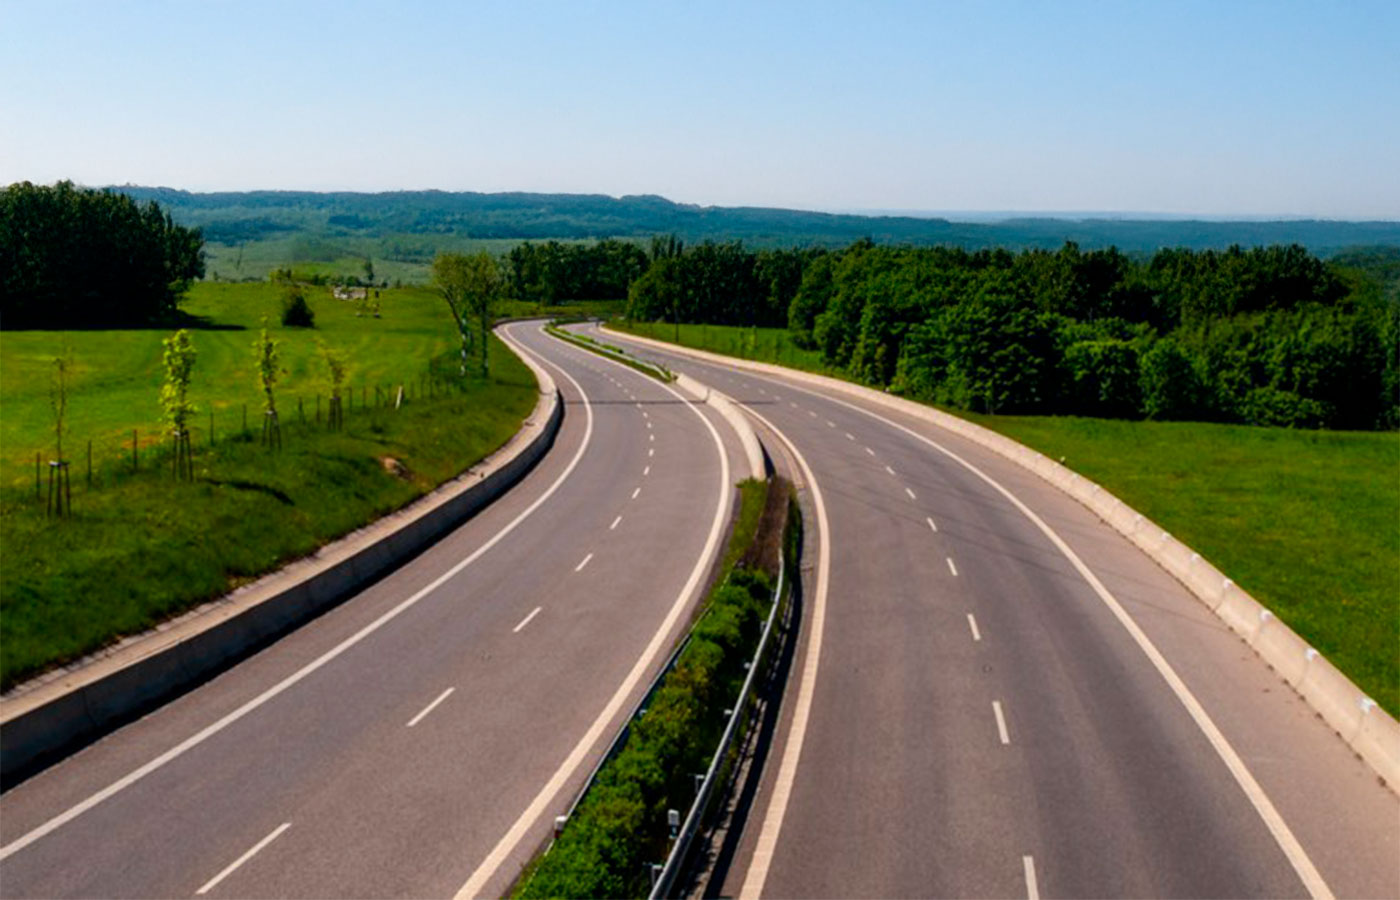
[0,322,745,899]
[592,324,1399,900]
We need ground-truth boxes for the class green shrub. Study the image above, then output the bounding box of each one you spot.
[280,284,316,327]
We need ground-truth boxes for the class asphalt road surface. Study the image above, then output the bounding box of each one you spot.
[0,322,747,899]
[591,324,1399,900]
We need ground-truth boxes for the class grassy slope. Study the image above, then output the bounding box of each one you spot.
[608,321,1400,715]
[0,285,537,688]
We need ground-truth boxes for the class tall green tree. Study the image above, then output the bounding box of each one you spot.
[433,251,501,376]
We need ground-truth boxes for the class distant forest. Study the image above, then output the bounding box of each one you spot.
[115,187,1400,255]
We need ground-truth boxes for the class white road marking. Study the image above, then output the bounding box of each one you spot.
[575,553,593,572]
[789,401,798,408]
[993,701,1010,744]
[512,608,542,635]
[631,486,641,499]
[643,465,651,477]
[864,446,875,456]
[947,557,958,576]
[609,515,622,530]
[642,411,649,419]
[885,464,896,475]
[808,409,818,418]
[456,351,735,900]
[826,420,836,428]
[762,386,1336,898]
[407,687,456,726]
[195,823,290,895]
[845,432,854,441]
[646,421,652,430]
[734,406,830,900]
[649,433,654,442]
[1023,856,1040,900]
[926,516,938,533]
[967,613,981,642]
[0,324,597,866]
[905,487,917,499]
[648,448,654,458]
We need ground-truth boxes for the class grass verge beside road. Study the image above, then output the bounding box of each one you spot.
[1,284,537,689]
[605,321,1400,717]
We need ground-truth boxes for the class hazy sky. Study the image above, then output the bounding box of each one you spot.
[2,0,1396,217]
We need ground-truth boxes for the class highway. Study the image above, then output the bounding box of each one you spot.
[592,325,1400,900]
[0,322,745,899]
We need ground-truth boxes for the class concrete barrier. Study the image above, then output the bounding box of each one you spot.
[675,373,766,480]
[0,330,563,785]
[603,325,1400,793]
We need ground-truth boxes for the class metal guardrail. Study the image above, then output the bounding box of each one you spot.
[649,554,788,899]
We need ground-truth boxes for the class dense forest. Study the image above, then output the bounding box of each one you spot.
[626,240,1399,431]
[115,186,1400,254]
[1,181,205,328]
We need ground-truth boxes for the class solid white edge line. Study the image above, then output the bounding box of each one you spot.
[407,687,456,727]
[735,404,830,900]
[968,613,982,642]
[453,340,734,900]
[732,368,1336,900]
[195,822,290,895]
[947,557,959,577]
[609,515,622,530]
[1023,855,1040,900]
[512,608,542,635]
[993,700,1011,744]
[0,323,596,866]
[574,552,593,573]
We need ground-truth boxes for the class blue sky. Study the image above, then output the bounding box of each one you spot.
[2,0,1396,217]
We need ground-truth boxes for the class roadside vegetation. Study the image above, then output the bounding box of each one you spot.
[544,324,674,382]
[513,478,794,898]
[0,282,537,689]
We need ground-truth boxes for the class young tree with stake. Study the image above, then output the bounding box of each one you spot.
[433,252,501,377]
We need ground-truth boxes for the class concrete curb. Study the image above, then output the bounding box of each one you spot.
[604,326,1400,792]
[674,373,767,481]
[0,330,563,785]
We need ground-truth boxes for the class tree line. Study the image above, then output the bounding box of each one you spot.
[627,239,1399,431]
[2,181,205,328]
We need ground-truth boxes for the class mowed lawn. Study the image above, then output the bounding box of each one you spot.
[1,283,538,688]
[608,321,1400,716]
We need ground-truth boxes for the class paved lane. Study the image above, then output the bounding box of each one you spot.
[595,325,1399,900]
[0,323,739,899]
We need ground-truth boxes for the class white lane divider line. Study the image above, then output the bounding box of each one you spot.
[808,409,818,418]
[1023,855,1040,900]
[196,823,291,895]
[993,701,1010,745]
[648,448,654,458]
[646,421,652,430]
[967,613,982,642]
[845,432,855,441]
[905,487,917,500]
[642,411,649,419]
[512,607,543,634]
[926,516,938,533]
[947,557,959,577]
[407,687,457,726]
[649,433,655,442]
[609,515,622,530]
[631,486,641,500]
[789,401,798,408]
[884,464,896,475]
[575,553,593,573]
[643,465,651,477]
[826,420,836,428]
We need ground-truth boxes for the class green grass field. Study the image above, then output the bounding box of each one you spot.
[607,321,1400,716]
[1,284,537,688]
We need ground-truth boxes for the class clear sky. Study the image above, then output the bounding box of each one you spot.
[2,0,1396,217]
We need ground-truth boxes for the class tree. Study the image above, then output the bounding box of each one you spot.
[280,283,315,327]
[433,252,501,376]
[161,329,197,479]
[318,339,347,430]
[253,319,281,449]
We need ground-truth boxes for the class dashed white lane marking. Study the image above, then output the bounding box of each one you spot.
[648,448,654,458]
[826,420,836,428]
[884,464,896,475]
[642,411,649,419]
[511,608,542,635]
[967,614,982,642]
[407,687,457,726]
[845,432,854,441]
[195,823,291,895]
[789,401,799,408]
[631,486,641,500]
[905,487,917,500]
[646,421,652,430]
[808,410,818,418]
[993,701,1010,744]
[649,433,655,442]
[609,515,622,530]
[926,517,938,533]
[643,465,651,477]
[574,553,593,573]
[864,446,875,456]
[1023,855,1040,900]
[947,557,959,576]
